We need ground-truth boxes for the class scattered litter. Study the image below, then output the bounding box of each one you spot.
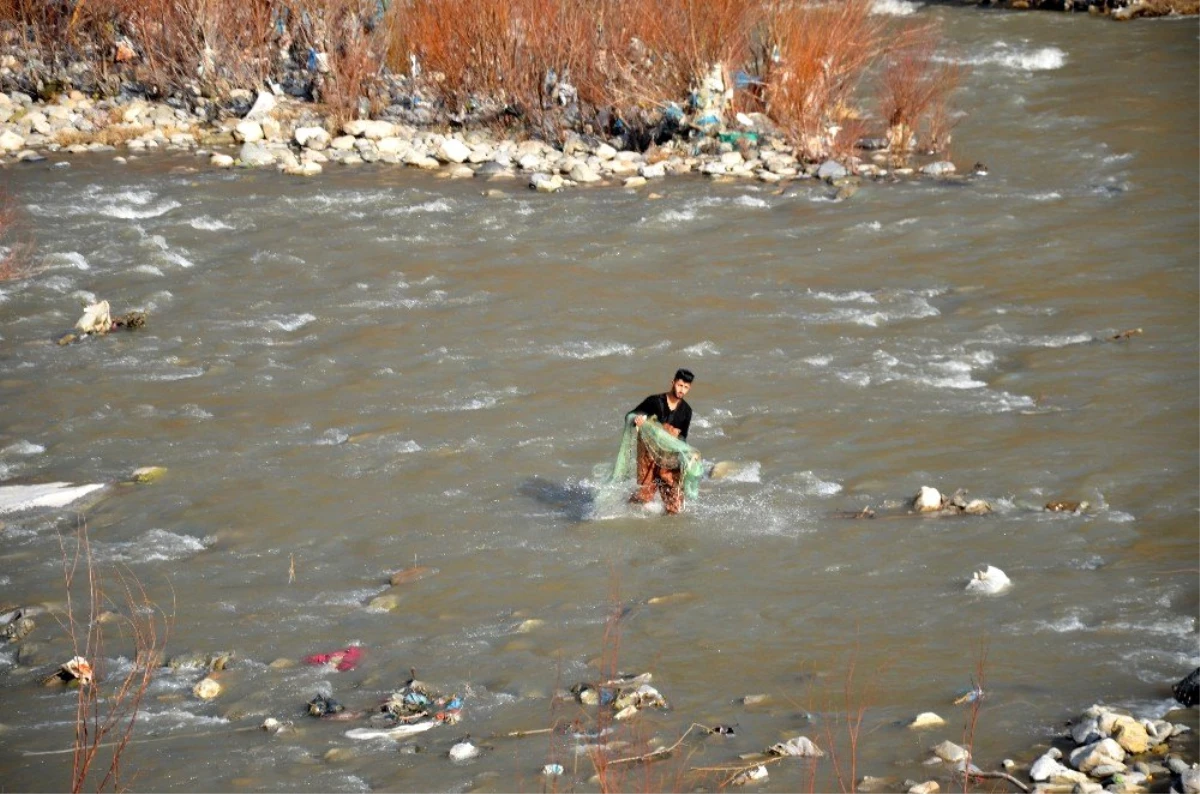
[166,651,233,672]
[59,300,148,345]
[193,677,221,699]
[346,721,440,741]
[129,466,168,484]
[953,685,985,705]
[909,712,946,730]
[767,735,824,757]
[1045,500,1089,513]
[708,724,737,736]
[741,694,770,707]
[569,672,669,720]
[303,644,362,671]
[542,763,564,776]
[448,739,480,761]
[731,765,769,785]
[261,717,293,734]
[308,693,345,717]
[965,565,1011,595]
[42,656,93,687]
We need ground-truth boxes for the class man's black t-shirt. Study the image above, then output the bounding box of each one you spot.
[629,393,692,440]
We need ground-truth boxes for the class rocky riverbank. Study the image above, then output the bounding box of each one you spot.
[0,87,978,194]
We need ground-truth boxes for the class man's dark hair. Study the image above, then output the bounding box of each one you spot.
[674,368,694,383]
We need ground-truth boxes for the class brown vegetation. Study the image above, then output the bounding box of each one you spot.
[0,188,35,282]
[58,522,171,793]
[0,0,965,157]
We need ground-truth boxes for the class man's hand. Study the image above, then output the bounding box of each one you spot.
[663,423,680,437]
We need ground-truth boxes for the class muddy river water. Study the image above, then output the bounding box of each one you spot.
[0,6,1197,792]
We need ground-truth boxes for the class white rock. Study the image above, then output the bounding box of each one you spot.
[965,565,1011,595]
[436,137,471,163]
[517,153,542,171]
[0,129,25,152]
[193,677,221,699]
[908,782,939,794]
[768,736,824,757]
[623,176,647,188]
[330,135,356,151]
[1181,765,1200,794]
[244,90,276,120]
[234,120,263,143]
[1027,753,1075,782]
[640,162,667,179]
[530,173,564,193]
[260,118,282,141]
[921,161,956,177]
[595,143,617,160]
[376,136,408,155]
[931,740,968,763]
[909,712,945,730]
[76,300,111,334]
[294,126,330,150]
[343,119,396,139]
[284,161,322,177]
[569,162,601,183]
[210,153,234,168]
[913,486,942,512]
[448,740,479,761]
[1069,738,1125,773]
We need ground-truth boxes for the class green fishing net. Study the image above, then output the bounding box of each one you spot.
[595,415,705,504]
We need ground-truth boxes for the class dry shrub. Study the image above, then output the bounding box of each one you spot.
[761,0,887,160]
[637,0,757,110]
[0,188,35,282]
[58,522,172,793]
[876,22,962,154]
[290,0,387,126]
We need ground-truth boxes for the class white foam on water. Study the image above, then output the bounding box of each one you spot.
[680,340,720,356]
[267,313,317,332]
[652,208,698,224]
[1031,613,1089,633]
[801,470,840,494]
[91,529,209,563]
[733,195,769,208]
[1025,332,1094,348]
[139,366,206,382]
[836,370,872,388]
[961,43,1067,72]
[317,429,350,445]
[136,708,231,730]
[387,198,455,215]
[855,220,884,232]
[188,216,235,231]
[871,0,922,14]
[1105,615,1196,638]
[145,234,194,268]
[718,461,762,484]
[2,440,45,456]
[100,200,181,219]
[550,340,636,359]
[134,264,165,276]
[42,251,91,271]
[40,275,74,293]
[804,356,832,367]
[809,289,879,303]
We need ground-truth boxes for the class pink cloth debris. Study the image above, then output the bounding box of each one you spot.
[303,646,363,671]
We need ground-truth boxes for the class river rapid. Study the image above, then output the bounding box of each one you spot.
[0,6,1197,792]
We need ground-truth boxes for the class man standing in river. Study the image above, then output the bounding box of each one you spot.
[627,368,695,514]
